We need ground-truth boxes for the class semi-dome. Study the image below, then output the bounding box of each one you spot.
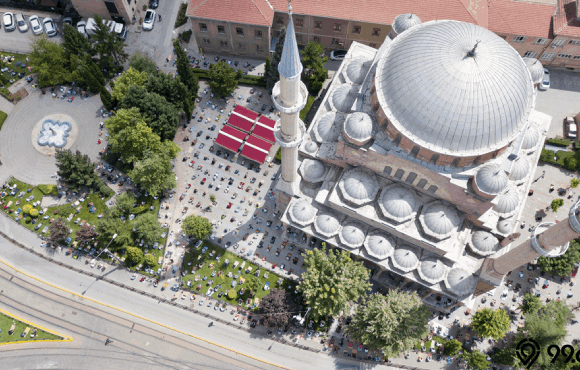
[346,57,372,85]
[339,221,366,248]
[445,268,477,296]
[314,211,341,238]
[470,230,500,256]
[419,201,462,239]
[493,186,519,215]
[497,218,513,234]
[523,57,544,85]
[288,199,317,226]
[521,124,540,150]
[392,246,419,272]
[379,185,417,223]
[304,140,318,154]
[300,159,327,183]
[338,168,379,205]
[331,84,358,113]
[374,20,534,157]
[392,13,422,35]
[364,230,396,260]
[509,155,531,181]
[315,112,343,142]
[418,257,447,284]
[475,165,508,195]
[344,112,373,145]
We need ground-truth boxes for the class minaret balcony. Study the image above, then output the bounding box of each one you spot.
[272,80,309,115]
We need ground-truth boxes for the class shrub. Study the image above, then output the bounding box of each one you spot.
[25,217,31,224]
[174,3,188,28]
[552,199,565,212]
[540,149,555,163]
[572,179,580,188]
[564,156,578,171]
[274,148,282,162]
[23,204,32,214]
[178,29,192,43]
[227,289,237,299]
[30,208,39,217]
[100,86,114,111]
[547,138,571,147]
[39,184,57,195]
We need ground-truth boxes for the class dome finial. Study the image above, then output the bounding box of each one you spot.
[467,39,481,57]
[288,0,292,14]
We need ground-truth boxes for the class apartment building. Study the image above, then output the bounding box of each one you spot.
[70,0,148,21]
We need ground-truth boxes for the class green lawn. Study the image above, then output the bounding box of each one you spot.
[414,335,447,352]
[0,109,7,131]
[0,52,33,88]
[182,242,290,308]
[0,311,63,343]
[300,95,316,122]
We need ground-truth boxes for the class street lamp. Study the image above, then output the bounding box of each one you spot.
[90,233,117,265]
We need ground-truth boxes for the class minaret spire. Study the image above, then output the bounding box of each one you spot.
[278,0,303,79]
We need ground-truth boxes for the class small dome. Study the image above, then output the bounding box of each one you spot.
[364,230,396,260]
[304,140,318,154]
[339,221,366,248]
[420,201,462,239]
[314,211,341,238]
[475,165,508,195]
[300,159,327,183]
[392,13,422,35]
[521,124,540,150]
[315,112,344,143]
[445,268,477,296]
[497,218,512,234]
[470,230,500,256]
[523,57,544,85]
[379,185,417,222]
[418,258,447,284]
[493,186,519,215]
[346,57,372,84]
[392,246,419,272]
[339,168,379,205]
[344,112,373,144]
[288,199,317,226]
[332,84,358,113]
[509,155,530,181]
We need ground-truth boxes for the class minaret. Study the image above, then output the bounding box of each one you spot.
[481,200,580,281]
[272,1,307,210]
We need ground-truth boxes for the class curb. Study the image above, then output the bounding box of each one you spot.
[0,308,72,345]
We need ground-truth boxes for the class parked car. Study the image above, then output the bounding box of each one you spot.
[539,68,550,91]
[566,116,577,139]
[29,15,43,35]
[15,14,27,32]
[3,12,15,31]
[149,0,159,9]
[43,17,57,37]
[330,50,347,60]
[143,9,156,31]
[76,20,87,37]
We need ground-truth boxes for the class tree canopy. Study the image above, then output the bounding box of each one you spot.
[112,192,135,217]
[96,212,131,249]
[49,217,68,242]
[129,150,177,196]
[146,71,193,120]
[133,213,163,244]
[173,39,199,99]
[346,291,429,357]
[111,67,148,101]
[181,215,213,240]
[75,224,98,246]
[470,308,511,340]
[538,240,580,277]
[301,41,329,95]
[208,61,238,97]
[144,254,156,267]
[129,51,157,74]
[461,350,490,370]
[29,37,71,87]
[126,246,143,264]
[298,246,371,320]
[55,149,97,191]
[259,288,298,328]
[521,293,543,315]
[89,15,128,76]
[444,339,462,356]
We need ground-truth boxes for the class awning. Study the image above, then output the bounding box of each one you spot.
[240,135,273,164]
[228,113,254,132]
[251,123,275,143]
[215,125,246,152]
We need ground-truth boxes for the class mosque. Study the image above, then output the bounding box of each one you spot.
[271,5,580,310]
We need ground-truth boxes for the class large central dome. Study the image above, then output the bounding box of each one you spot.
[374,21,534,156]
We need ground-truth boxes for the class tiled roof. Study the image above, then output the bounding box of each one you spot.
[488,0,555,38]
[186,0,275,26]
[553,0,580,37]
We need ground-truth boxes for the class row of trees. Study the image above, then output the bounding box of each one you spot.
[55,149,111,196]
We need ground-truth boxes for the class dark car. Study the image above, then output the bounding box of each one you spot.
[261,104,267,111]
[210,124,216,131]
[270,236,276,243]
[149,0,159,8]
[197,130,203,137]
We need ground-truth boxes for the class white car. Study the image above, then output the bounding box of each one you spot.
[539,68,550,91]
[15,14,27,32]
[43,17,57,37]
[143,9,156,31]
[77,20,87,37]
[29,15,42,35]
[330,50,347,60]
[3,12,15,32]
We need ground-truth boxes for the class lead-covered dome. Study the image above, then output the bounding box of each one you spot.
[374,21,534,156]
[470,230,500,256]
[304,140,318,154]
[315,112,343,143]
[345,57,372,85]
[475,165,508,196]
[521,124,540,151]
[338,168,379,205]
[493,186,519,216]
[509,155,531,182]
[300,159,327,183]
[339,221,366,248]
[392,13,422,35]
[419,201,462,240]
[523,57,544,85]
[364,230,396,260]
[331,84,358,113]
[445,268,477,296]
[497,218,513,234]
[344,112,373,145]
[288,199,317,226]
[392,246,419,272]
[379,185,417,223]
[314,211,341,238]
[418,257,447,284]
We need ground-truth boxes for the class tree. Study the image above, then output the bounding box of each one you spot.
[126,246,143,264]
[346,291,429,357]
[552,198,565,212]
[55,149,97,192]
[246,277,261,295]
[259,288,298,328]
[564,156,578,171]
[571,179,580,188]
[75,224,98,246]
[130,51,157,74]
[49,217,68,242]
[209,194,216,202]
[96,212,131,249]
[208,61,238,97]
[173,39,199,99]
[537,240,580,277]
[29,37,71,87]
[301,41,328,95]
[90,15,128,76]
[444,339,462,356]
[493,348,517,367]
[30,209,39,217]
[100,86,114,110]
[461,350,490,370]
[298,246,371,320]
[62,24,92,59]
[146,71,193,120]
[111,67,148,101]
[264,56,271,79]
[470,308,510,340]
[129,150,177,196]
[143,254,156,267]
[112,192,135,217]
[182,215,213,240]
[521,292,543,314]
[540,149,555,163]
[267,27,286,91]
[22,204,32,215]
[133,213,163,244]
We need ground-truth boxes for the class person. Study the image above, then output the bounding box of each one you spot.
[210,320,214,326]
[158,14,162,21]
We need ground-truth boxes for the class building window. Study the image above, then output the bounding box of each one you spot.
[352,25,361,34]
[239,42,247,50]
[523,51,538,58]
[104,1,119,14]
[372,28,381,37]
[333,23,342,32]
[254,29,262,39]
[295,18,303,28]
[512,35,526,43]
[574,55,580,60]
[315,21,322,29]
[236,27,244,36]
[203,38,211,45]
[256,44,264,52]
[313,36,321,43]
[540,52,556,61]
[276,16,283,25]
[569,40,580,45]
[558,53,573,59]
[370,43,377,48]
[296,34,303,43]
[552,38,567,46]
[199,23,207,32]
[220,40,228,48]
[534,38,548,45]
[217,25,225,35]
[331,37,340,45]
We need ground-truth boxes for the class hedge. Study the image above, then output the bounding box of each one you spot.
[274,148,282,162]
[132,205,149,215]
[39,184,58,195]
[192,70,267,87]
[179,29,192,43]
[0,109,7,131]
[174,3,188,28]
[547,138,571,147]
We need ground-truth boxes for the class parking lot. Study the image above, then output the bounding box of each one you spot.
[0,7,63,53]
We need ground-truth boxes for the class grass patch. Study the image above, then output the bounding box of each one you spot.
[181,241,291,308]
[0,52,33,89]
[300,95,315,122]
[0,311,62,343]
[0,109,6,130]
[274,148,281,163]
[414,335,447,352]
[174,3,188,28]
